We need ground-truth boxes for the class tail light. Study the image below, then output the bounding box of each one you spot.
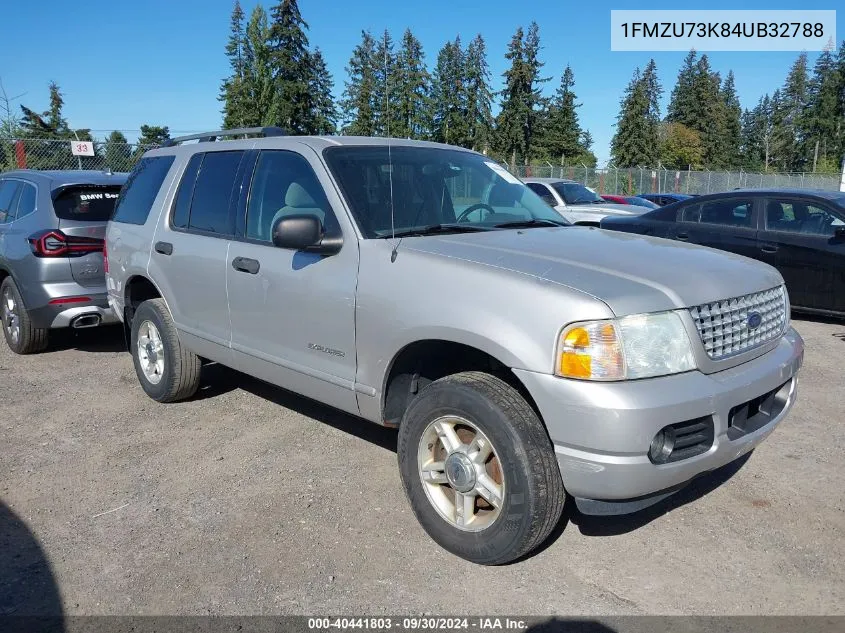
[103,242,109,273]
[28,230,104,258]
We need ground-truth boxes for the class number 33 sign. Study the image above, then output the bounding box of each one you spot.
[70,141,95,156]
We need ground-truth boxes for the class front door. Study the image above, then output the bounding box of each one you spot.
[227,148,360,415]
[674,196,760,261]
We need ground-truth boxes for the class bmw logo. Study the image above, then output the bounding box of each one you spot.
[747,311,763,330]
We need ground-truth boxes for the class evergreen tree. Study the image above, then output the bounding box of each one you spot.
[373,29,400,136]
[720,71,742,167]
[341,30,378,136]
[220,1,248,129]
[20,82,72,139]
[494,23,548,165]
[804,45,841,170]
[242,5,276,127]
[267,0,313,132]
[430,37,469,146]
[309,48,337,135]
[610,66,660,167]
[137,125,171,147]
[104,130,133,171]
[774,53,810,170]
[667,50,698,128]
[538,65,582,163]
[394,28,432,140]
[464,35,493,152]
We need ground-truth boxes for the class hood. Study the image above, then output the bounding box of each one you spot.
[405,227,784,316]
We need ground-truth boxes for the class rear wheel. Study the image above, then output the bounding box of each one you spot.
[397,371,565,565]
[130,298,201,402]
[1,277,48,355]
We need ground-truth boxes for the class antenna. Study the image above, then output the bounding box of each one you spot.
[383,31,399,263]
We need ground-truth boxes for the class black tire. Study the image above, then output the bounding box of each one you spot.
[1,277,49,355]
[130,298,201,402]
[397,371,565,565]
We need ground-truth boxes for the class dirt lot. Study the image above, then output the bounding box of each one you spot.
[1,317,843,616]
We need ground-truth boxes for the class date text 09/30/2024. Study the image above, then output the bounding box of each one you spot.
[307,617,529,631]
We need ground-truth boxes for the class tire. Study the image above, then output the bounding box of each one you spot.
[1,277,49,355]
[397,371,565,565]
[130,298,201,402]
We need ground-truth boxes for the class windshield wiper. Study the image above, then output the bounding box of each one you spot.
[492,219,567,229]
[569,198,595,205]
[378,224,491,238]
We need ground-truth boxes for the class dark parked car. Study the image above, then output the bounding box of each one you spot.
[638,193,695,206]
[600,188,845,317]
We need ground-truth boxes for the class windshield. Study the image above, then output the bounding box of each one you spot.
[323,146,567,238]
[53,186,122,222]
[551,182,603,205]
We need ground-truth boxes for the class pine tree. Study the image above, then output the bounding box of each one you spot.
[267,0,313,132]
[775,53,810,170]
[430,37,469,146]
[538,65,582,163]
[341,30,378,136]
[20,82,71,139]
[464,35,493,152]
[804,44,840,171]
[667,50,698,128]
[610,66,661,167]
[137,125,171,147]
[373,29,400,136]
[220,1,248,129]
[394,29,431,140]
[720,71,742,168]
[309,48,337,135]
[242,5,276,127]
[104,130,133,171]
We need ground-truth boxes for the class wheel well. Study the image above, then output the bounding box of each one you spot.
[124,276,161,327]
[382,340,540,427]
[0,268,9,284]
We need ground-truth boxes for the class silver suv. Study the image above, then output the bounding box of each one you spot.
[106,128,804,565]
[0,170,126,353]
[524,177,650,225]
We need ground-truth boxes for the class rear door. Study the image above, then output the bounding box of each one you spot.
[673,196,760,260]
[0,180,21,260]
[52,185,122,287]
[151,149,246,359]
[758,196,845,312]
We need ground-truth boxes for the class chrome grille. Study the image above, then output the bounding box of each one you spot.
[689,286,787,360]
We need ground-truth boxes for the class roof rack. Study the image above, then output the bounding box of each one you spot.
[162,126,287,147]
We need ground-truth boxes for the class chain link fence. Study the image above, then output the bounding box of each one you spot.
[512,164,842,195]
[1,138,157,173]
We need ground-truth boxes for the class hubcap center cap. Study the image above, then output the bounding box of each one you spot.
[145,342,158,363]
[444,452,476,493]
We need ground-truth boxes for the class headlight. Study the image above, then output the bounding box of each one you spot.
[556,312,696,381]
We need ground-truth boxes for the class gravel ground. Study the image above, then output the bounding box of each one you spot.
[1,317,843,616]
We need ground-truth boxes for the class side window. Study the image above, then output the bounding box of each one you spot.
[699,199,754,228]
[681,203,701,222]
[171,153,204,229]
[245,150,335,242]
[526,183,556,206]
[187,151,244,235]
[14,183,36,221]
[765,198,843,237]
[0,180,21,223]
[112,156,175,225]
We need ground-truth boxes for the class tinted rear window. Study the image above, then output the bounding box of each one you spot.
[112,156,175,225]
[53,186,122,222]
[186,151,244,235]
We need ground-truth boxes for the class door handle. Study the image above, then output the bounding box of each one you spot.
[760,244,779,254]
[154,241,173,255]
[232,256,260,274]
[676,232,689,240]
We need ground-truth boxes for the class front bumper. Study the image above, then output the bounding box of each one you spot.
[514,328,804,508]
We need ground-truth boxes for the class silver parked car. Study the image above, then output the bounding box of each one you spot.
[524,177,651,225]
[0,170,126,353]
[106,128,803,565]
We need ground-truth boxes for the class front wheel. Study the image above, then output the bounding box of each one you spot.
[397,371,565,565]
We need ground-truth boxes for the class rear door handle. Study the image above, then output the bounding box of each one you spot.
[676,232,689,240]
[154,241,173,255]
[232,256,260,274]
[761,244,779,253]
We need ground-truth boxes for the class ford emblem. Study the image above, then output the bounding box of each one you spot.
[747,311,763,330]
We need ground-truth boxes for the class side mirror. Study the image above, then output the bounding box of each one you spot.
[834,226,845,240]
[272,214,342,254]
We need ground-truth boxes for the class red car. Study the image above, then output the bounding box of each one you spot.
[602,195,660,209]
[601,194,629,205]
